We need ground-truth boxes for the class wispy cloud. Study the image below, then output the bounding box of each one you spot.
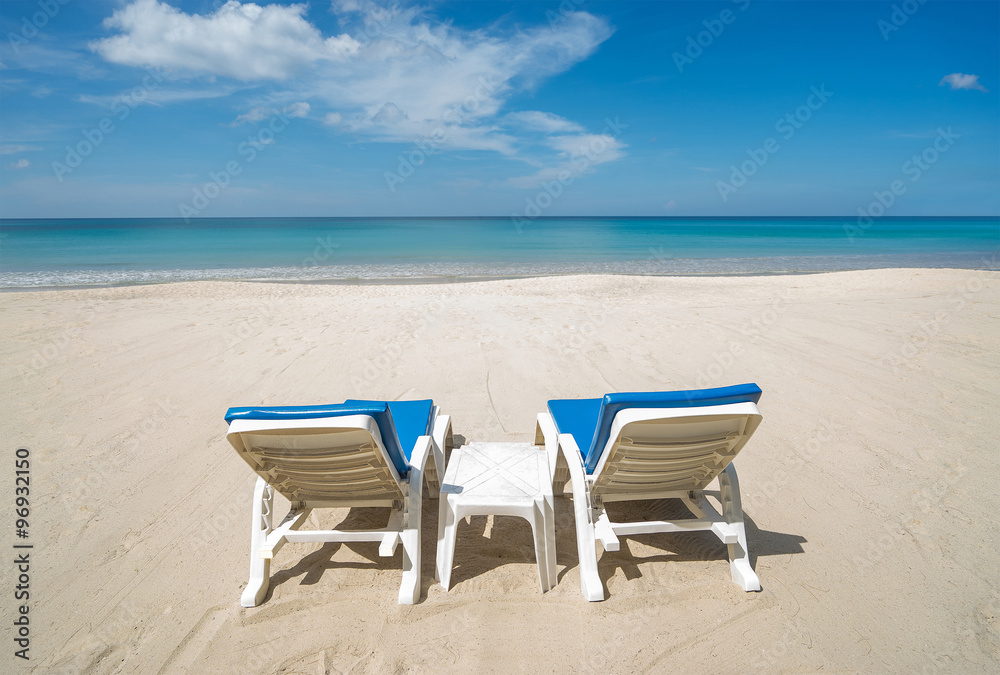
[507,132,626,188]
[546,133,626,162]
[232,101,311,126]
[0,145,42,155]
[88,0,623,181]
[1,43,108,80]
[938,72,988,92]
[9,159,30,169]
[78,86,241,108]
[285,101,311,119]
[505,111,583,134]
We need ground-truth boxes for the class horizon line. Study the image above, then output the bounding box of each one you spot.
[2,215,999,222]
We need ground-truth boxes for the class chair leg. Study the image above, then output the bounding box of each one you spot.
[241,477,273,607]
[398,527,420,605]
[398,480,422,605]
[720,464,761,591]
[557,435,604,601]
[573,499,604,601]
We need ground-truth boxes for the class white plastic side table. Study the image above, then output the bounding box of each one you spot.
[435,442,557,593]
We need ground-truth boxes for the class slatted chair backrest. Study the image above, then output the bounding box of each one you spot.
[591,402,762,500]
[226,415,406,505]
[581,383,763,473]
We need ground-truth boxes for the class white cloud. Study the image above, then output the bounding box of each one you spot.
[91,1,623,179]
[938,73,988,92]
[506,111,583,133]
[1,44,109,80]
[91,0,359,80]
[507,133,626,188]
[285,101,311,118]
[232,107,275,125]
[303,3,614,158]
[371,101,407,125]
[79,86,239,108]
[0,145,42,155]
[9,159,30,169]
[233,102,311,125]
[546,134,625,163]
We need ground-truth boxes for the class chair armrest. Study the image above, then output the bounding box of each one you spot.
[557,433,592,515]
[408,435,435,499]
[430,412,451,487]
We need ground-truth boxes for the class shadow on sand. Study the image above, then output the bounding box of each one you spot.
[260,487,804,603]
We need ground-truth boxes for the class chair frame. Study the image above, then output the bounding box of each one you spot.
[229,407,452,606]
[535,402,762,601]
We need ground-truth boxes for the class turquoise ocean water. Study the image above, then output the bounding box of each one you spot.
[0,217,996,288]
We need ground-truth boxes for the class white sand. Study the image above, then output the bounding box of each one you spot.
[1,268,998,673]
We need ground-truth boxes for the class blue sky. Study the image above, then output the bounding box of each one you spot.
[0,0,997,218]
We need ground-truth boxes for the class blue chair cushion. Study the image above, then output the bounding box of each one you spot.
[548,383,762,474]
[224,400,433,477]
[547,397,604,463]
[343,399,434,461]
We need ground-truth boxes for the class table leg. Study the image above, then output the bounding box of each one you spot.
[542,494,557,591]
[436,495,458,591]
[531,498,550,592]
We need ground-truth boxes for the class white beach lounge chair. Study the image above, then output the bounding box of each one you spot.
[225,399,452,605]
[534,384,763,601]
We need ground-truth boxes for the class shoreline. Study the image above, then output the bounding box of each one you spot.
[3,217,997,292]
[2,261,999,292]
